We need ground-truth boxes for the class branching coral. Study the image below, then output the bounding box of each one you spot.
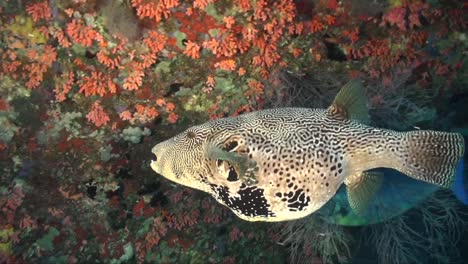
[366,190,467,264]
[79,71,117,97]
[278,190,467,264]
[86,101,111,127]
[279,213,352,264]
[25,1,52,23]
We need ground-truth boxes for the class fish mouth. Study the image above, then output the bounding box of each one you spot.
[150,145,159,173]
[150,159,159,173]
[150,145,159,170]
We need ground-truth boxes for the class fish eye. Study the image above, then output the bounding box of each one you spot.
[186,131,196,139]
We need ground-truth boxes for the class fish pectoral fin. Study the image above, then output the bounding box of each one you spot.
[345,171,383,215]
[327,79,370,125]
[235,157,259,186]
[206,143,258,186]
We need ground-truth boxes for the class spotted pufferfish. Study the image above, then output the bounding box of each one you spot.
[150,79,465,222]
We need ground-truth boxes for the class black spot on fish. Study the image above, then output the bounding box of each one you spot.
[287,189,310,211]
[224,141,238,152]
[210,184,274,218]
[227,166,239,182]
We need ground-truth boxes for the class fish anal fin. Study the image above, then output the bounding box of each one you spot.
[345,171,383,215]
[327,79,370,125]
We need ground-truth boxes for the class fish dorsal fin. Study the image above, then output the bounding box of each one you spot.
[345,171,383,215]
[327,79,370,125]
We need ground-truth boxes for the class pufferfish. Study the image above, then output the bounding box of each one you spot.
[150,79,465,222]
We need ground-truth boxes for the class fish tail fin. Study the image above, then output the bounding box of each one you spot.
[392,131,465,188]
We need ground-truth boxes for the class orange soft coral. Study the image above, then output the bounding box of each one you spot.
[193,0,215,10]
[97,50,121,69]
[120,104,160,124]
[53,29,72,48]
[123,70,145,91]
[66,19,99,47]
[132,0,180,23]
[184,41,201,59]
[22,45,57,89]
[215,59,236,71]
[167,112,179,124]
[54,71,75,102]
[143,30,168,52]
[86,101,110,127]
[26,1,52,22]
[79,71,117,97]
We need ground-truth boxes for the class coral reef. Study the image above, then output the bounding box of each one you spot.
[278,190,467,264]
[0,0,467,263]
[279,213,353,264]
[365,190,467,264]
